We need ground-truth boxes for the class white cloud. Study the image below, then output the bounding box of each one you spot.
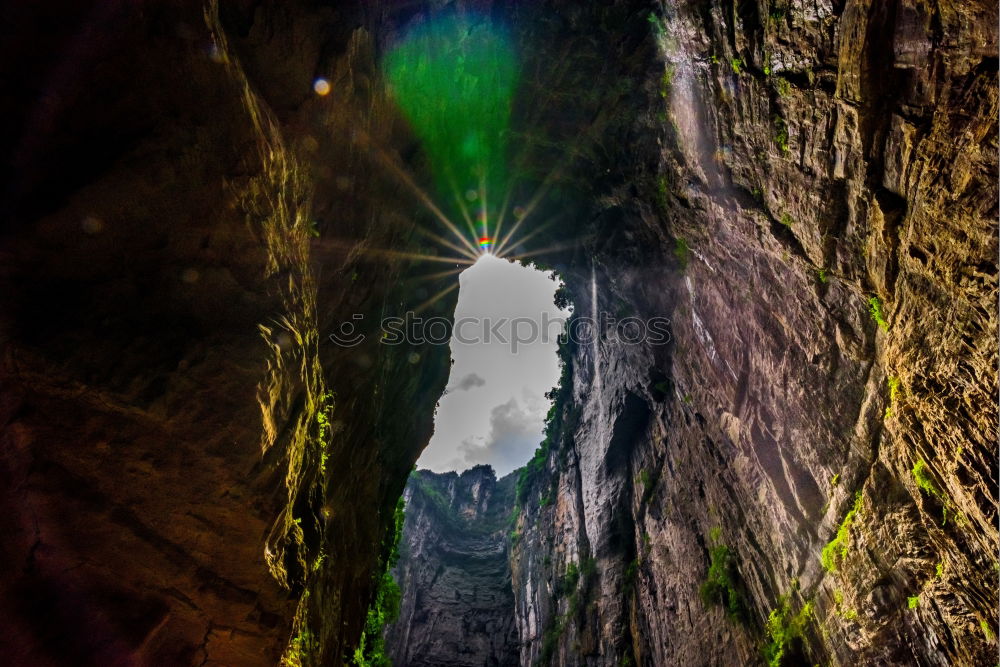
[448,372,487,392]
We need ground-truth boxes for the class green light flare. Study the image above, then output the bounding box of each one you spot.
[384,14,518,236]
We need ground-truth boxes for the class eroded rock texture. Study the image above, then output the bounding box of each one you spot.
[0,0,995,666]
[385,467,519,666]
[508,1,998,666]
[1,1,455,664]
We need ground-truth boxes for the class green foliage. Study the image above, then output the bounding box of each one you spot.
[764,598,814,667]
[655,176,670,212]
[911,460,955,525]
[553,285,573,311]
[559,562,580,596]
[623,557,640,596]
[830,473,840,487]
[700,544,747,622]
[539,556,596,665]
[907,596,919,609]
[730,57,743,74]
[773,115,789,153]
[817,267,828,284]
[867,296,889,331]
[775,77,791,97]
[316,392,334,476]
[981,620,996,641]
[821,492,863,573]
[353,497,405,667]
[660,66,675,98]
[674,237,690,268]
[283,624,317,667]
[780,212,794,227]
[516,330,577,508]
[935,561,945,578]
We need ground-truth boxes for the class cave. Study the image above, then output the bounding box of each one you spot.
[1,1,997,666]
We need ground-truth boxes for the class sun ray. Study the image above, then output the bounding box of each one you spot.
[404,265,468,284]
[490,178,515,256]
[413,281,461,315]
[504,239,581,263]
[495,214,561,258]
[478,172,489,247]
[371,147,482,257]
[411,224,480,262]
[321,238,475,266]
[445,169,480,243]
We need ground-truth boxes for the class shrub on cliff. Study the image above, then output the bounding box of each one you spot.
[353,496,405,666]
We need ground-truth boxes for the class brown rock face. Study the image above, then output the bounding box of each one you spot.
[507,1,998,666]
[1,1,456,664]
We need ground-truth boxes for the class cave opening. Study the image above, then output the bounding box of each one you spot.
[418,253,572,477]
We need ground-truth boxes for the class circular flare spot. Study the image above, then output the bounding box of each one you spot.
[313,78,331,96]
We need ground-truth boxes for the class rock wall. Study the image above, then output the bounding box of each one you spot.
[0,1,457,664]
[509,0,998,666]
[385,467,519,666]
[0,0,994,665]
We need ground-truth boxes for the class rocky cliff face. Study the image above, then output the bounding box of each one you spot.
[1,0,994,666]
[507,0,998,666]
[1,1,456,664]
[385,467,519,666]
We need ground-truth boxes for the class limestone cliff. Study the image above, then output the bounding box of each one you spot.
[385,467,519,666]
[507,0,998,665]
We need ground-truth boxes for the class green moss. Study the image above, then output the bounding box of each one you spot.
[981,620,996,641]
[775,77,791,97]
[817,267,828,284]
[773,116,789,153]
[907,596,919,609]
[674,237,690,268]
[821,492,863,573]
[654,176,670,213]
[638,469,655,502]
[935,561,945,578]
[660,66,675,98]
[912,459,939,497]
[764,597,813,667]
[830,473,840,487]
[780,213,794,227]
[868,296,889,331]
[885,376,901,419]
[731,57,743,74]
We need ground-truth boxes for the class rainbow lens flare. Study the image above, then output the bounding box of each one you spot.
[478,236,493,250]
